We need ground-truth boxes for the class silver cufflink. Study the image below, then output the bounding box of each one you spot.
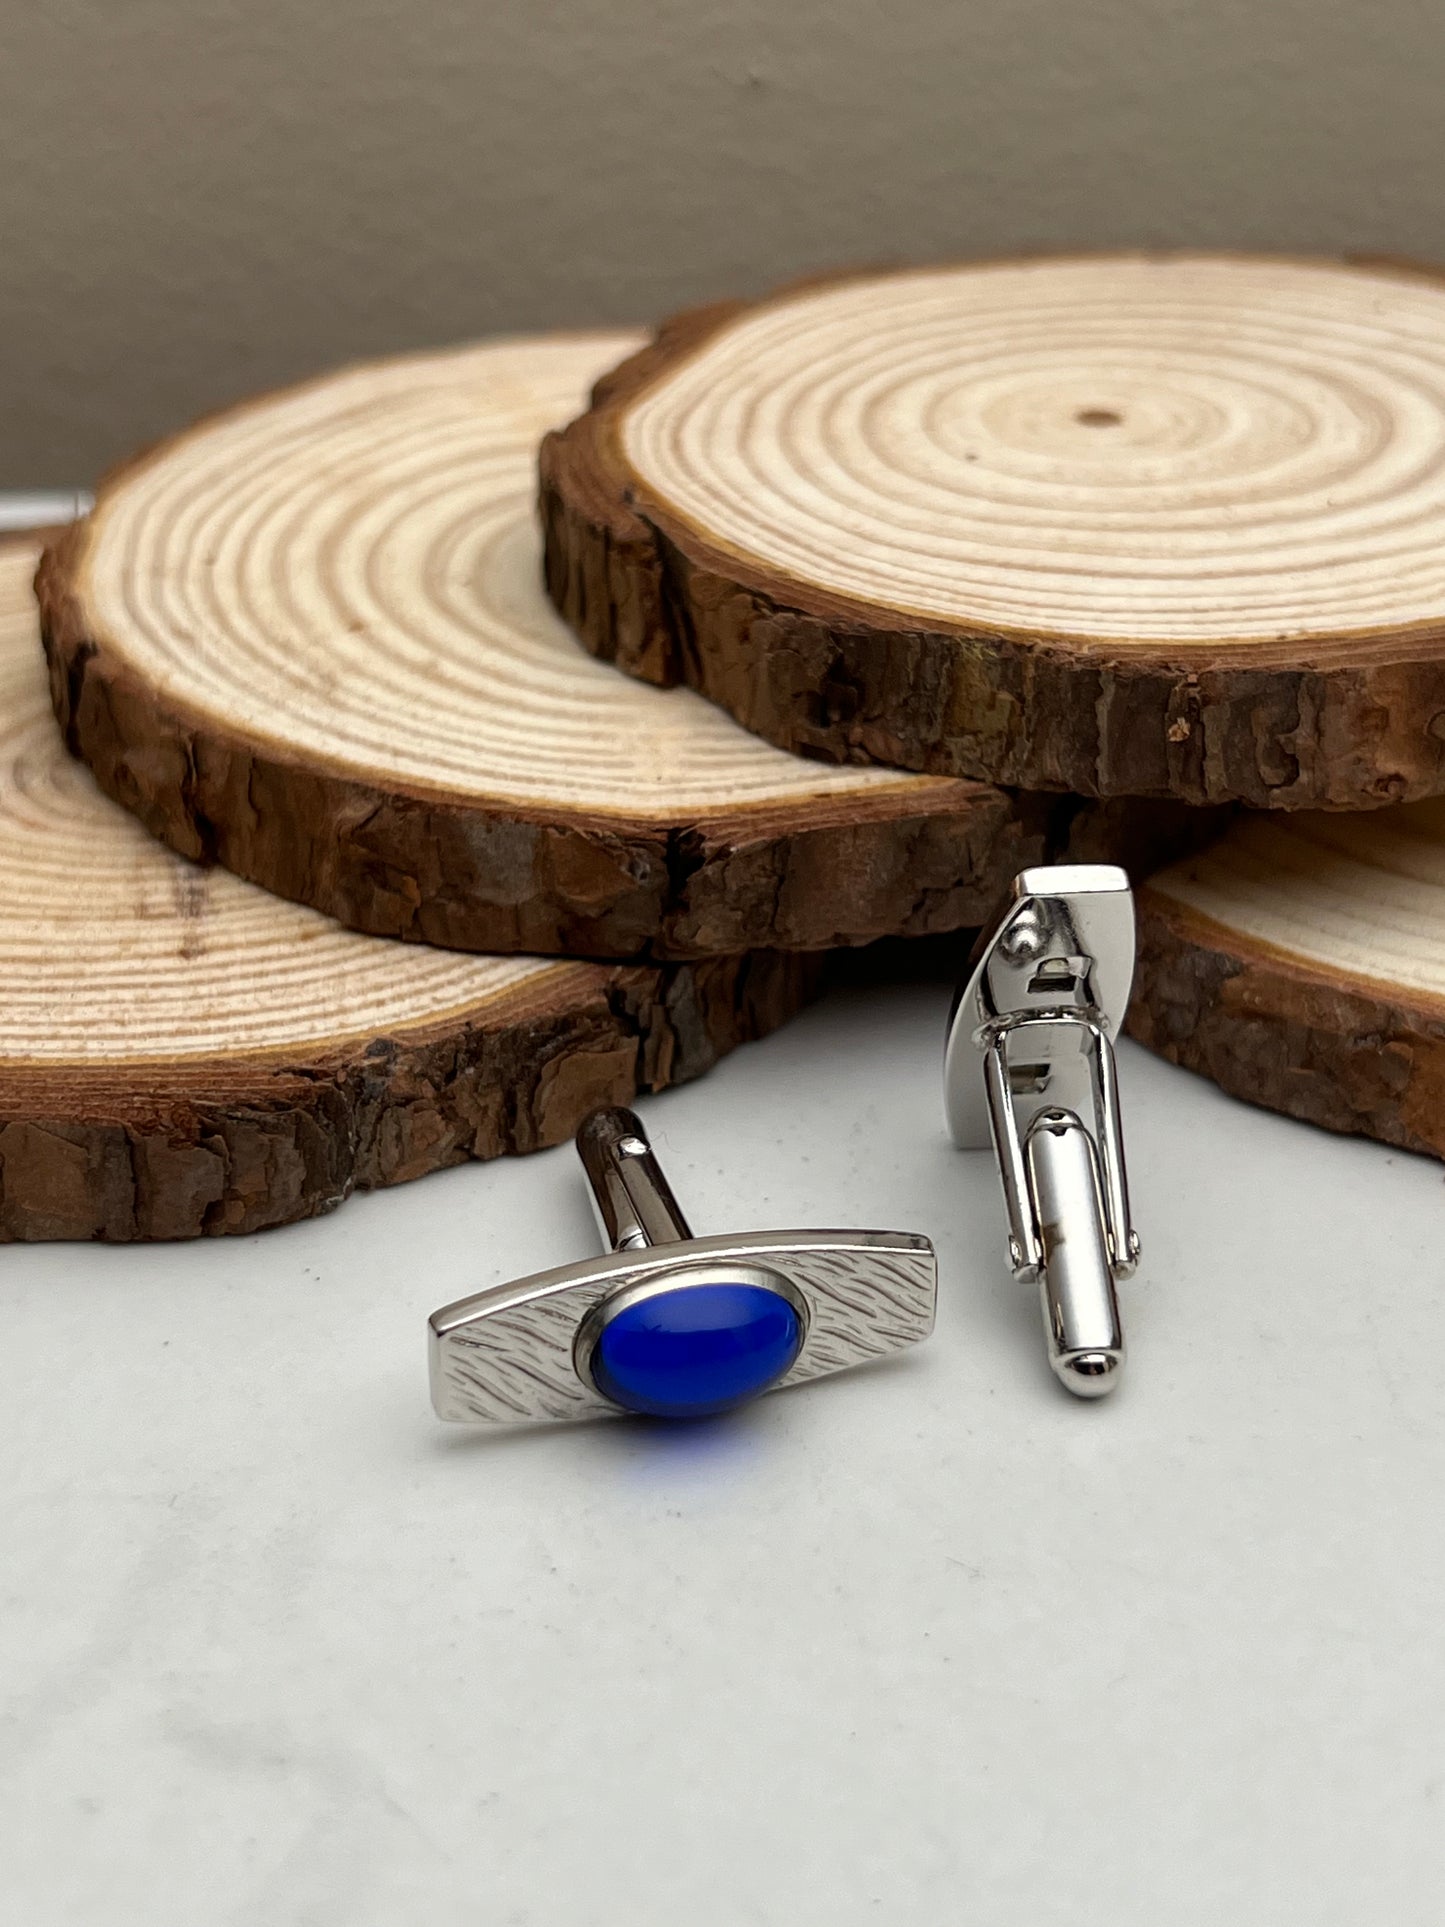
[430,1107,937,1425]
[944,864,1141,1399]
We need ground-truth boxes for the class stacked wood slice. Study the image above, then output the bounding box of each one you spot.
[30,252,1445,1221]
[40,334,1092,962]
[543,254,1445,812]
[0,535,813,1240]
[38,332,1214,965]
[1130,804,1445,1160]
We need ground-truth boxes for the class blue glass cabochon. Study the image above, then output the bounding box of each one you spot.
[590,1279,804,1418]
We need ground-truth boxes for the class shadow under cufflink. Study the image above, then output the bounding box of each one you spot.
[429,1107,937,1428]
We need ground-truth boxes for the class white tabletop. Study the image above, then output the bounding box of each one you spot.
[3,970,1442,1925]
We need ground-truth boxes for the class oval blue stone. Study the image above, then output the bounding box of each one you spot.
[592,1281,803,1419]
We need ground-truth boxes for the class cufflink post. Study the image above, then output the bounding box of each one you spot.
[945,864,1141,1398]
[576,1107,692,1252]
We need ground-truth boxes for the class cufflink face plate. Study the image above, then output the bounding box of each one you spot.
[430,1108,936,1426]
[431,1229,936,1424]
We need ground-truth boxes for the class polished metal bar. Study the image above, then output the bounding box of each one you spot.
[1025,1109,1124,1397]
[0,490,93,534]
[1084,1021,1139,1277]
[982,1030,1043,1278]
[575,1107,692,1253]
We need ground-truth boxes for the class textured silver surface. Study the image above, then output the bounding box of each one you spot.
[430,1229,936,1424]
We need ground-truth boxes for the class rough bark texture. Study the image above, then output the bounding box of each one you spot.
[0,528,819,1241]
[541,260,1445,813]
[37,522,1214,963]
[34,519,1041,960]
[1128,893,1445,1161]
[0,950,817,1242]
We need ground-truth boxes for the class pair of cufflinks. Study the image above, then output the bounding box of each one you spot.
[431,864,1140,1426]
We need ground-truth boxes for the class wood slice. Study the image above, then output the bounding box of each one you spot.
[0,538,813,1241]
[1129,802,1445,1159]
[543,254,1445,812]
[35,333,1078,962]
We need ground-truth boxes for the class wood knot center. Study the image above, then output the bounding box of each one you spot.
[1075,407,1123,428]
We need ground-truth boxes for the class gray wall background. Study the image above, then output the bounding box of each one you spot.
[3,0,1443,486]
